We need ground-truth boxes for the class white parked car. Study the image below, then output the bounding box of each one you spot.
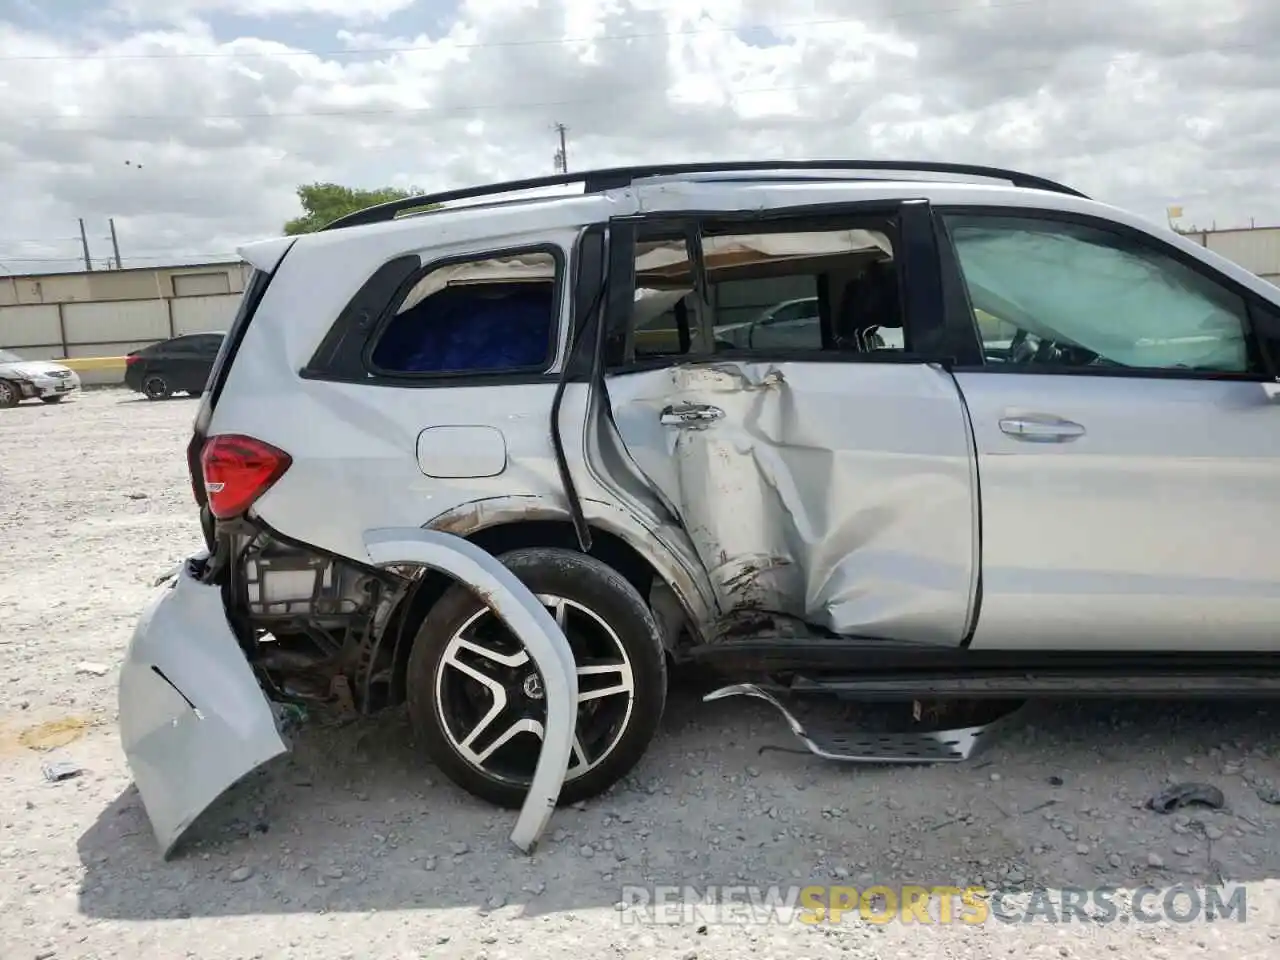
[117,160,1280,854]
[0,349,80,407]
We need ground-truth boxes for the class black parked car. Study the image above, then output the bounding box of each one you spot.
[125,332,224,400]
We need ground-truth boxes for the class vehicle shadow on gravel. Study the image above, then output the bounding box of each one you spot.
[76,681,1280,922]
[113,396,197,404]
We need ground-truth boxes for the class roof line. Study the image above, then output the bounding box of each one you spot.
[322,160,1088,231]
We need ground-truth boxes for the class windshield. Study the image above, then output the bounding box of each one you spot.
[0,349,23,363]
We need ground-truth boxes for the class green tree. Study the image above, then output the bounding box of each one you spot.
[283,182,438,233]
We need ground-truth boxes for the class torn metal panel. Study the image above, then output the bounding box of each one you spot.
[421,495,718,642]
[118,556,289,857]
[363,528,578,853]
[120,532,580,857]
[605,360,977,645]
[703,683,1015,763]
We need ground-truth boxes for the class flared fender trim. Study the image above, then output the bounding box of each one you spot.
[363,527,577,853]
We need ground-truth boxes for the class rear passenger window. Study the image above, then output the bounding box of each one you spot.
[370,250,559,375]
[609,223,901,369]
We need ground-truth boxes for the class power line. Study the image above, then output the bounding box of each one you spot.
[0,40,1266,128]
[0,2,1052,63]
[0,251,239,263]
[0,235,130,252]
[0,236,85,244]
[0,234,160,245]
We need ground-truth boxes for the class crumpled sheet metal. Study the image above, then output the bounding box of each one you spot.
[120,532,578,859]
[608,361,977,644]
[117,558,290,857]
[704,683,1010,763]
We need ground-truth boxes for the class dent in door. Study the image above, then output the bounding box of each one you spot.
[606,361,976,644]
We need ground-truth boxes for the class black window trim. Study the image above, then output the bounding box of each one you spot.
[934,204,1280,383]
[358,241,567,384]
[627,222,697,364]
[600,199,956,375]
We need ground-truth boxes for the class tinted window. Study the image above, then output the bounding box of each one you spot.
[370,251,558,375]
[945,214,1251,372]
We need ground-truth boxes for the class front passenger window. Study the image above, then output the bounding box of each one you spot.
[944,214,1251,372]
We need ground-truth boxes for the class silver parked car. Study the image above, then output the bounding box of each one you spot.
[714,295,905,350]
[0,349,81,407]
[117,160,1280,855]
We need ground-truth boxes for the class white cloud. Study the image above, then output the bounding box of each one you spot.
[0,0,1277,273]
[108,0,417,24]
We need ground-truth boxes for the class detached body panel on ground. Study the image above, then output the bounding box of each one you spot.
[120,531,580,854]
[118,557,288,855]
[115,161,1280,855]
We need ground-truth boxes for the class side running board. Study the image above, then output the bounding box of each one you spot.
[786,671,1280,699]
[703,683,1018,763]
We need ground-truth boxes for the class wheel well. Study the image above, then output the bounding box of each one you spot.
[380,521,662,708]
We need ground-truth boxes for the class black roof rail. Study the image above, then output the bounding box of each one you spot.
[322,160,1088,231]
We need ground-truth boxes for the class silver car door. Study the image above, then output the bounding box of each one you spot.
[587,201,979,646]
[940,210,1280,652]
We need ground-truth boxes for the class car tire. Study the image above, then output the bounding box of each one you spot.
[0,380,19,408]
[406,547,668,809]
[40,396,65,404]
[142,375,171,400]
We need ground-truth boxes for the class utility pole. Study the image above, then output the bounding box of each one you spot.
[553,122,569,173]
[78,219,93,271]
[109,218,122,269]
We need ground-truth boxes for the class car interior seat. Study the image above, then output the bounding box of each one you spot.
[835,258,902,351]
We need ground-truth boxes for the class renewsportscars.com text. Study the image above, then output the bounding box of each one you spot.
[618,883,1248,926]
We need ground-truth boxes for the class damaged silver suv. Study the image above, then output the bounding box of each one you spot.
[120,160,1280,854]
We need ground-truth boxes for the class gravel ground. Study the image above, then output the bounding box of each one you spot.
[3,387,1280,959]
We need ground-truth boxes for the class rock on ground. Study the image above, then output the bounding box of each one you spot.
[2,388,1279,958]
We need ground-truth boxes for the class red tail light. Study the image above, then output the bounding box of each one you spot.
[199,435,292,519]
[125,354,142,365]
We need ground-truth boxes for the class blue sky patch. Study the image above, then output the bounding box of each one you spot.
[735,24,784,48]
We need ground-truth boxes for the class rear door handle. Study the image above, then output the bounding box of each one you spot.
[660,402,724,426]
[998,415,1085,442]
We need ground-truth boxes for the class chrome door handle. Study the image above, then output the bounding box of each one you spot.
[660,402,725,426]
[998,415,1085,442]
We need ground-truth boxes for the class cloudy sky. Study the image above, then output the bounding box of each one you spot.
[0,0,1276,274]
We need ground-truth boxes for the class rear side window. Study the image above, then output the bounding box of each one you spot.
[368,249,560,376]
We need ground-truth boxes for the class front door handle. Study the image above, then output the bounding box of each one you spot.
[660,402,725,427]
[998,415,1085,442]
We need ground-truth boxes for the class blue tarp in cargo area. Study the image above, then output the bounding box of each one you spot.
[372,283,554,373]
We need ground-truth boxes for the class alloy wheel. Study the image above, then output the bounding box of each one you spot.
[433,593,636,785]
